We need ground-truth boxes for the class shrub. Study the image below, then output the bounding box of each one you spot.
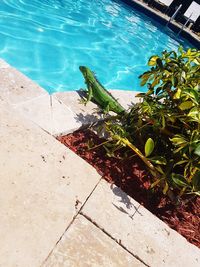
[128,47,200,197]
[83,47,200,200]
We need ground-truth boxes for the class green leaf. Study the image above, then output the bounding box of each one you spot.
[192,171,200,190]
[161,114,165,128]
[194,144,200,156]
[174,160,188,167]
[178,46,183,54]
[181,71,186,80]
[171,174,189,188]
[145,138,154,157]
[173,88,181,99]
[188,107,200,122]
[156,58,163,69]
[151,179,162,188]
[135,93,146,98]
[163,182,169,195]
[149,156,167,165]
[148,56,159,66]
[155,87,162,95]
[179,101,194,110]
[146,88,154,96]
[155,165,164,174]
[171,76,178,87]
[171,136,187,146]
[194,191,200,196]
[140,76,149,86]
[183,89,199,103]
[151,77,160,87]
[193,59,200,65]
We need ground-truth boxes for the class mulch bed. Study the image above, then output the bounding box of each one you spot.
[57,129,200,249]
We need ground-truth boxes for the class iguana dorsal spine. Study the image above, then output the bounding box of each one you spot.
[79,66,125,115]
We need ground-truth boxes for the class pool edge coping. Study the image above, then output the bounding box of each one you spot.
[121,0,200,49]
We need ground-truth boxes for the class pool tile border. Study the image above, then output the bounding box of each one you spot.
[122,0,200,49]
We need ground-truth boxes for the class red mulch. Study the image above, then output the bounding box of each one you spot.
[57,129,200,249]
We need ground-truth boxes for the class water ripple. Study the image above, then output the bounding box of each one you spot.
[0,0,192,93]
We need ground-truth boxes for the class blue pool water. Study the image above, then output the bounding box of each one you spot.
[0,0,192,93]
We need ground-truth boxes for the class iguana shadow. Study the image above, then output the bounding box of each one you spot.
[74,89,106,125]
[110,184,141,219]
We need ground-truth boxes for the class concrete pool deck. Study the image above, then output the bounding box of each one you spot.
[0,60,200,267]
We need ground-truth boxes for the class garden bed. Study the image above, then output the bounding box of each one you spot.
[57,129,200,249]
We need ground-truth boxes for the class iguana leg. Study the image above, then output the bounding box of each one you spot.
[103,102,110,114]
[79,84,93,106]
[78,89,88,104]
[87,83,93,104]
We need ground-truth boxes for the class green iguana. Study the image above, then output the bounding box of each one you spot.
[79,66,125,115]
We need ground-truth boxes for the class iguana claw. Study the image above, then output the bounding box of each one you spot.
[79,98,88,106]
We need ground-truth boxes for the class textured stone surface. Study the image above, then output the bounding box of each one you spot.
[14,94,82,136]
[0,65,47,105]
[0,58,10,68]
[128,204,200,267]
[54,91,104,125]
[54,90,141,126]
[42,215,144,267]
[83,180,200,267]
[82,180,141,240]
[0,105,101,267]
[110,90,141,109]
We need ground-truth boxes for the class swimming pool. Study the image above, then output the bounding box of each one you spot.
[0,0,193,93]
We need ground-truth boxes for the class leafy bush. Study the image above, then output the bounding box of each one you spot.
[84,47,200,200]
[130,47,200,197]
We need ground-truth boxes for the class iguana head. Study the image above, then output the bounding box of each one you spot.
[79,66,95,81]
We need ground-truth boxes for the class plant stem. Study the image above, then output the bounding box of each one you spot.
[120,137,159,176]
[88,140,110,150]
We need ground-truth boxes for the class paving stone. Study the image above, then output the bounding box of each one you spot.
[82,180,200,267]
[54,91,104,125]
[42,215,144,267]
[128,204,200,267]
[54,90,141,127]
[82,180,141,240]
[13,94,82,136]
[0,64,47,105]
[110,90,141,109]
[54,90,139,114]
[0,105,101,267]
[0,58,10,68]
